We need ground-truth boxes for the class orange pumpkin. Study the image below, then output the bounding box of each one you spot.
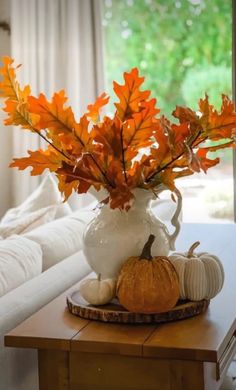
[117,234,180,313]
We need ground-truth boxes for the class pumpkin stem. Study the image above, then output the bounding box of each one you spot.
[140,234,155,260]
[98,273,102,281]
[187,241,200,258]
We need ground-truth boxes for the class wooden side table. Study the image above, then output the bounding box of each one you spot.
[5,223,236,390]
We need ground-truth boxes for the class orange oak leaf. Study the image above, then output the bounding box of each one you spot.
[0,57,21,100]
[160,117,190,153]
[155,165,193,191]
[2,58,236,211]
[173,95,212,130]
[123,99,159,151]
[28,91,76,134]
[86,92,110,122]
[0,57,39,130]
[106,158,125,187]
[29,92,95,156]
[114,67,151,120]
[92,116,122,157]
[156,168,179,192]
[57,174,79,200]
[151,125,171,169]
[198,94,214,128]
[9,147,63,175]
[152,120,189,166]
[92,116,134,180]
[117,99,159,178]
[109,186,134,211]
[73,114,92,150]
[170,143,201,173]
[57,158,106,198]
[172,105,199,127]
[172,96,211,148]
[57,158,105,196]
[206,95,236,140]
[174,95,213,133]
[60,141,117,192]
[168,144,219,175]
[80,153,108,190]
[196,148,220,173]
[174,94,236,143]
[126,156,155,188]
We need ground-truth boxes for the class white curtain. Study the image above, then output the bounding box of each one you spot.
[10,0,105,208]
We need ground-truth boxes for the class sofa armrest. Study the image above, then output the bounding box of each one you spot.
[0,250,91,390]
[0,250,91,335]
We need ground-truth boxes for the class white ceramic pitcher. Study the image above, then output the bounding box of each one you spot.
[83,187,182,278]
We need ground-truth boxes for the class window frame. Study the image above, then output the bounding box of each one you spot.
[232,0,236,222]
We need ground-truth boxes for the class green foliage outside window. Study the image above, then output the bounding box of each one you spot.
[102,0,232,116]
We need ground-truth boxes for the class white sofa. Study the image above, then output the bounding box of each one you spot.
[0,209,94,390]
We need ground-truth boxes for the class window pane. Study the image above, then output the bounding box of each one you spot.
[102,0,233,223]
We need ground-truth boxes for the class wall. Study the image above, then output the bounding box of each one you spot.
[0,0,12,218]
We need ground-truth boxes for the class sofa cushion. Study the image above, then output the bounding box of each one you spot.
[24,210,95,270]
[1,174,72,224]
[0,236,42,297]
[0,205,58,239]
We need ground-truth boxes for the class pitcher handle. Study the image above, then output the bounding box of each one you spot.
[168,187,182,251]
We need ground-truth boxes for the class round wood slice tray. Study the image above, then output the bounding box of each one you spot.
[67,291,210,324]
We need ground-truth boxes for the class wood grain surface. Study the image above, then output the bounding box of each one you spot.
[38,350,69,390]
[69,351,207,390]
[4,280,90,351]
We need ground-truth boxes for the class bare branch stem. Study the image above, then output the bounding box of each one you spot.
[120,129,128,183]
[33,128,72,160]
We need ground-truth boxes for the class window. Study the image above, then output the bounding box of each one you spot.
[102,0,233,223]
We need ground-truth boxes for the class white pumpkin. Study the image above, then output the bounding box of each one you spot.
[79,274,116,305]
[169,241,224,301]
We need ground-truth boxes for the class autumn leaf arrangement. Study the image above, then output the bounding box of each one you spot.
[0,56,236,211]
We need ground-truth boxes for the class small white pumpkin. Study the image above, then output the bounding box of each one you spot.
[79,274,116,305]
[169,241,224,301]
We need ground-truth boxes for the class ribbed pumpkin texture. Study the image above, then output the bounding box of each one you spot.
[117,235,180,313]
[169,241,225,301]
